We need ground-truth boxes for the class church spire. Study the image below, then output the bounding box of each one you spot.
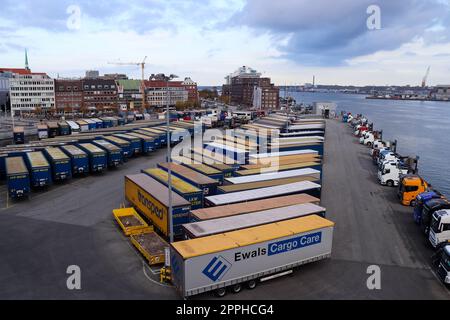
[25,49,30,70]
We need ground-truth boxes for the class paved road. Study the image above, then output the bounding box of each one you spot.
[0,120,448,299]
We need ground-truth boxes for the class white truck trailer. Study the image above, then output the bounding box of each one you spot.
[170,215,334,298]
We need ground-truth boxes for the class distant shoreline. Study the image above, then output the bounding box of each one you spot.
[366,96,450,102]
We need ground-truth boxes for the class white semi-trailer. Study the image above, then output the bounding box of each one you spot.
[170,215,334,298]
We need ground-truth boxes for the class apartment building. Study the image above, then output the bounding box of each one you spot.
[9,72,55,112]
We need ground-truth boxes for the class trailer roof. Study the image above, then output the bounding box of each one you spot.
[45,147,70,161]
[184,203,326,238]
[227,168,320,185]
[6,156,28,175]
[245,155,321,168]
[26,151,49,167]
[126,174,190,207]
[172,215,334,258]
[134,130,159,138]
[236,162,321,176]
[113,133,141,141]
[104,136,129,145]
[143,168,201,194]
[93,140,121,151]
[183,162,221,175]
[249,149,318,159]
[206,142,248,154]
[58,121,69,127]
[191,147,237,166]
[206,181,321,206]
[79,143,105,154]
[46,122,58,129]
[126,132,154,141]
[206,163,234,171]
[13,126,24,133]
[219,176,319,193]
[61,145,86,156]
[158,162,217,185]
[191,193,319,221]
[76,120,88,125]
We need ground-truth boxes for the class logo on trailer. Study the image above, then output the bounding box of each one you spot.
[202,256,231,282]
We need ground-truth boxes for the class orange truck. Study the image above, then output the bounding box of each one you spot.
[398,175,429,206]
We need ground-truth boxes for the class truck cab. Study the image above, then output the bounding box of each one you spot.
[397,175,429,206]
[429,210,450,248]
[377,150,398,166]
[421,198,450,236]
[432,245,450,285]
[413,191,442,225]
[359,131,370,144]
[370,140,386,155]
[377,161,409,187]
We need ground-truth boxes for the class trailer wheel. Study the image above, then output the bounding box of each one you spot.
[367,142,372,147]
[247,280,257,290]
[387,180,394,187]
[231,284,242,293]
[410,200,417,207]
[215,288,227,298]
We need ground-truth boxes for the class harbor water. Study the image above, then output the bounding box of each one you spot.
[292,92,450,197]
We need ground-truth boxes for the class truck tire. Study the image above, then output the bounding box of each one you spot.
[367,142,372,147]
[247,280,257,289]
[231,284,242,293]
[387,180,394,187]
[410,200,417,207]
[215,288,227,298]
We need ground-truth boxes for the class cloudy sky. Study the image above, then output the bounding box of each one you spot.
[1,0,450,86]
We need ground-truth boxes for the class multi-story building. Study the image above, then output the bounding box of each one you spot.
[182,77,199,103]
[9,72,55,113]
[82,79,117,111]
[116,79,143,111]
[85,70,100,79]
[54,79,84,112]
[432,85,450,101]
[144,80,188,108]
[222,66,279,109]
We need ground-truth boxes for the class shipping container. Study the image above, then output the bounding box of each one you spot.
[46,122,59,138]
[5,157,30,199]
[124,174,191,237]
[171,215,334,298]
[142,168,203,209]
[83,119,97,130]
[125,132,156,154]
[157,162,219,196]
[133,130,162,148]
[37,124,49,140]
[13,127,25,144]
[183,203,326,239]
[217,176,319,194]
[113,133,142,156]
[76,120,89,132]
[60,145,89,174]
[25,151,52,187]
[139,128,168,145]
[226,168,321,185]
[77,143,107,172]
[43,147,72,181]
[100,117,113,128]
[190,193,319,221]
[103,136,132,158]
[205,181,322,206]
[66,121,80,133]
[92,139,123,167]
[91,118,104,129]
[57,121,71,135]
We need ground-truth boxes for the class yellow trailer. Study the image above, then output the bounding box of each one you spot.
[130,231,168,265]
[113,207,153,236]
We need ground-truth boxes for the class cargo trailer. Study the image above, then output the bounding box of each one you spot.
[25,151,52,187]
[204,142,248,163]
[235,162,322,177]
[190,193,319,222]
[157,162,219,196]
[125,132,156,154]
[37,124,49,140]
[66,121,80,133]
[226,168,321,185]
[183,203,327,239]
[100,117,113,128]
[43,147,72,181]
[140,128,168,145]
[134,130,162,148]
[13,127,25,144]
[58,121,71,135]
[103,136,132,158]
[270,141,324,155]
[124,174,191,237]
[190,147,240,170]
[91,118,103,129]
[243,154,321,169]
[0,153,7,179]
[76,120,89,132]
[205,181,321,206]
[142,168,203,209]
[60,145,89,174]
[6,157,30,199]
[181,161,224,183]
[217,176,319,194]
[46,122,59,138]
[249,149,319,162]
[206,163,236,178]
[77,143,107,172]
[280,131,325,138]
[113,133,142,156]
[170,215,334,298]
[83,119,97,130]
[92,140,123,167]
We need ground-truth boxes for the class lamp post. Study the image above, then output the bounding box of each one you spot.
[162,73,178,243]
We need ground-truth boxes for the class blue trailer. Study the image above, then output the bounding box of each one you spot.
[92,140,123,167]
[134,130,161,148]
[43,147,72,182]
[58,121,71,135]
[78,143,107,173]
[117,117,126,126]
[139,128,167,146]
[100,117,114,128]
[103,136,132,159]
[0,153,8,180]
[5,157,30,199]
[125,132,156,154]
[25,151,52,187]
[91,118,103,129]
[13,127,25,144]
[112,134,142,156]
[61,145,89,175]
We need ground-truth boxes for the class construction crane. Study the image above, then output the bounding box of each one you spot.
[421,66,430,88]
[108,56,148,112]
